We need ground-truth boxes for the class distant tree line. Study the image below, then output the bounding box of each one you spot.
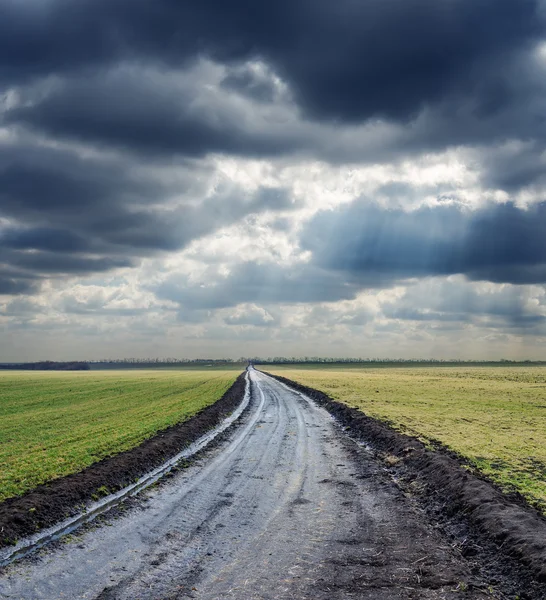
[90,358,238,364]
[90,358,241,369]
[248,357,545,365]
[0,361,90,370]
[1,357,543,371]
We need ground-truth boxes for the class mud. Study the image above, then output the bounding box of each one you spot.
[0,372,247,548]
[264,370,546,592]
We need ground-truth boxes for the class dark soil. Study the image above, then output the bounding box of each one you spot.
[0,372,247,548]
[263,371,546,592]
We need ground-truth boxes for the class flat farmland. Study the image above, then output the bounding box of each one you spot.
[266,365,546,512]
[0,369,239,502]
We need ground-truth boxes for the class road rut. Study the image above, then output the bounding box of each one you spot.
[0,369,493,599]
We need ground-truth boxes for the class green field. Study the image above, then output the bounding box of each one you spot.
[0,369,239,502]
[266,365,546,512]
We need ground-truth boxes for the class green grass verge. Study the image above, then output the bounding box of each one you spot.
[267,365,546,513]
[0,369,239,502]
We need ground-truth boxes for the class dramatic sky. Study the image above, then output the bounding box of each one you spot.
[2,0,546,360]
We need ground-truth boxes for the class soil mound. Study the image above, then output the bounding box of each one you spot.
[0,372,246,548]
[264,371,546,585]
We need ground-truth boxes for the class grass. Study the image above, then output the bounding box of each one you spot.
[0,369,239,502]
[266,365,546,512]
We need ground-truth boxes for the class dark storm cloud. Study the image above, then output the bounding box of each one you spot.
[479,143,546,191]
[1,0,541,123]
[273,0,541,123]
[3,249,135,274]
[1,227,91,253]
[0,143,161,217]
[0,142,294,294]
[5,67,299,158]
[302,201,546,286]
[0,274,39,296]
[0,265,42,296]
[1,0,545,181]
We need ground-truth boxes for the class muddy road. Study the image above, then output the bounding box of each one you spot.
[0,369,499,599]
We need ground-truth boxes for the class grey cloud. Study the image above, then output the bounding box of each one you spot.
[156,261,361,310]
[0,297,45,317]
[303,305,374,329]
[1,227,95,253]
[1,0,545,175]
[5,50,546,186]
[269,217,292,232]
[383,279,546,332]
[479,143,546,191]
[303,201,546,286]
[0,143,161,217]
[176,308,214,324]
[5,250,136,274]
[9,59,546,172]
[224,305,277,327]
[0,264,42,296]
[383,307,466,323]
[61,296,148,317]
[220,66,278,104]
[0,275,39,296]
[2,0,546,356]
[6,66,301,158]
[0,142,294,294]
[154,200,546,315]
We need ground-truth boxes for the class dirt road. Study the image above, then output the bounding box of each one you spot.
[0,369,496,599]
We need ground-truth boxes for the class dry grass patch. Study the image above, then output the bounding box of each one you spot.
[267,365,546,512]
